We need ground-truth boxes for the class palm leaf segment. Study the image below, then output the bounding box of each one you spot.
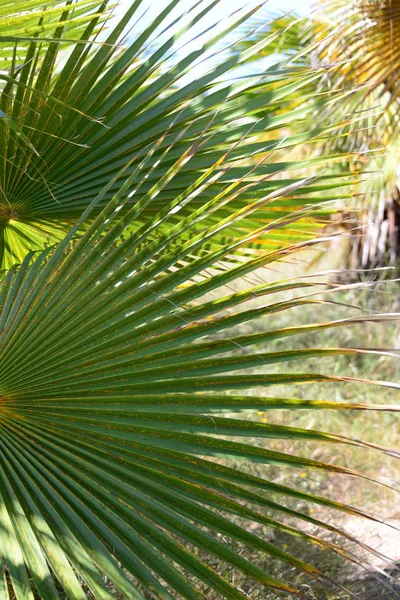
[311,0,400,266]
[0,115,398,598]
[0,0,353,269]
[310,0,400,265]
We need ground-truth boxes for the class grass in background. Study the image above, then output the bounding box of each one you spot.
[190,265,400,600]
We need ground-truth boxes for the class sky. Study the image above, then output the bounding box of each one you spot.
[124,0,316,58]
[134,0,316,20]
[125,0,317,82]
[121,0,317,40]
[111,0,316,84]
[194,0,315,17]
[269,0,314,12]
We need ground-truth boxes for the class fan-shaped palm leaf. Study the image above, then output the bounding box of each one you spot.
[0,124,398,599]
[0,0,356,269]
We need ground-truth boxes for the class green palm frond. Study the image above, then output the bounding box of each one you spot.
[0,0,355,270]
[0,128,398,599]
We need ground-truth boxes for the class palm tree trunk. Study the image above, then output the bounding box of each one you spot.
[348,196,400,271]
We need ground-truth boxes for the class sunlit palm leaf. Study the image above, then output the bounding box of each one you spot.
[0,0,354,269]
[0,0,106,69]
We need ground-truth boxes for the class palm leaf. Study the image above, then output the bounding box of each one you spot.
[0,130,398,599]
[0,0,353,269]
[0,0,106,69]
